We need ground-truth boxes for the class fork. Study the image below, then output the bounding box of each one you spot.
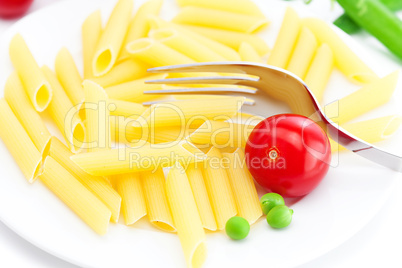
[143,62,402,173]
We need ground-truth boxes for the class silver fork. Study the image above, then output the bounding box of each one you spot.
[144,62,402,173]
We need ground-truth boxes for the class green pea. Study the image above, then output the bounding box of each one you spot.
[260,193,285,215]
[266,205,293,229]
[225,216,250,240]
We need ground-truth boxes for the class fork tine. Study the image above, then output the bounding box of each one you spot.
[145,76,259,88]
[143,87,257,95]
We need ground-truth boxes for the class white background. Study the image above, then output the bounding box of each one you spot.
[0,0,401,267]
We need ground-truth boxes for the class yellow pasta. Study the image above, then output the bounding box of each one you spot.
[149,127,195,144]
[166,164,207,268]
[110,115,142,144]
[39,157,111,235]
[286,27,318,79]
[186,164,217,231]
[238,42,263,63]
[141,169,175,232]
[55,48,85,110]
[303,18,377,84]
[173,6,269,33]
[267,7,301,69]
[71,141,205,176]
[202,147,237,230]
[222,149,262,224]
[0,99,42,183]
[82,10,102,79]
[181,24,270,56]
[113,172,146,225]
[330,115,402,152]
[108,99,147,118]
[4,72,51,154]
[324,71,398,124]
[127,38,195,67]
[176,0,265,17]
[42,66,85,153]
[149,28,227,62]
[89,59,149,87]
[93,0,133,76]
[119,0,163,61]
[9,34,52,112]
[49,137,121,223]
[305,43,334,103]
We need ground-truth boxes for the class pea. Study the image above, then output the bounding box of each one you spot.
[225,216,250,240]
[266,205,293,229]
[260,193,285,215]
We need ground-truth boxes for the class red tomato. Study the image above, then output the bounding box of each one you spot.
[245,114,331,197]
[0,0,34,19]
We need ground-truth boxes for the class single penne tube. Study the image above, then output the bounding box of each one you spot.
[304,43,334,103]
[93,0,133,76]
[9,34,52,112]
[202,147,237,230]
[330,115,402,152]
[222,149,262,224]
[118,0,163,61]
[42,66,85,153]
[149,28,227,62]
[166,164,207,268]
[83,80,111,152]
[238,42,263,63]
[55,48,85,110]
[49,137,121,223]
[126,38,195,67]
[89,59,149,87]
[176,0,265,17]
[82,10,102,79]
[70,141,205,176]
[112,172,146,225]
[303,18,377,84]
[39,156,111,235]
[141,169,175,232]
[148,127,195,144]
[104,74,167,103]
[286,27,318,79]
[324,71,398,124]
[4,72,51,155]
[172,6,269,33]
[148,16,241,61]
[108,99,147,118]
[0,98,43,183]
[186,164,217,231]
[181,24,270,56]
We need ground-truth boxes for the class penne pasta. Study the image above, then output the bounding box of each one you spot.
[303,18,377,84]
[108,99,147,118]
[39,156,111,235]
[113,172,146,225]
[148,127,194,144]
[305,43,334,103]
[238,42,263,63]
[9,34,52,112]
[42,66,85,153]
[202,147,237,230]
[82,10,102,79]
[119,0,163,61]
[286,27,318,79]
[0,99,42,183]
[49,137,121,223]
[222,149,262,224]
[141,169,175,232]
[267,7,301,69]
[149,28,227,62]
[173,6,269,33]
[166,164,207,268]
[186,164,217,231]
[4,72,51,155]
[324,71,398,124]
[93,0,133,76]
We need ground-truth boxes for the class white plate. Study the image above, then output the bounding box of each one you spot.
[0,0,401,267]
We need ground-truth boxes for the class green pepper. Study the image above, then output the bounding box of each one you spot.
[336,0,402,60]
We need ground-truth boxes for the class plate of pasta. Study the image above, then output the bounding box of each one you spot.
[0,0,401,267]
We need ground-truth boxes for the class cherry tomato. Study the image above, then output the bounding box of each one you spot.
[0,0,34,19]
[245,114,331,197]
